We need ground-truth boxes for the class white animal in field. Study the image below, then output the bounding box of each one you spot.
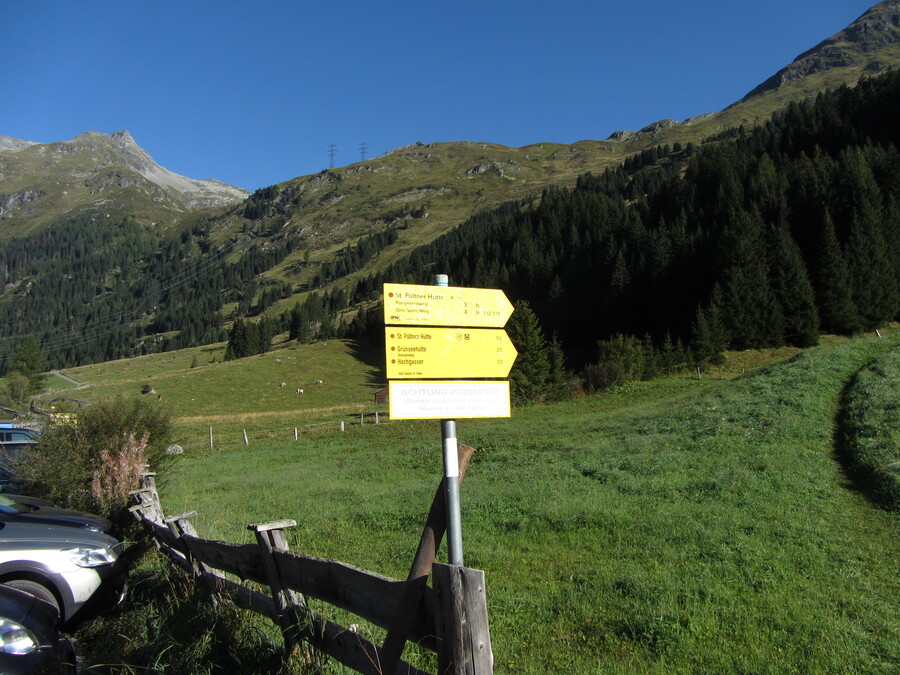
[316,379,324,385]
[296,388,304,394]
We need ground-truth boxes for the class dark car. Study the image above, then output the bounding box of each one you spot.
[1,494,57,509]
[0,428,39,466]
[0,428,40,495]
[0,461,22,494]
[0,494,113,535]
[0,522,127,624]
[0,583,75,674]
[0,428,39,444]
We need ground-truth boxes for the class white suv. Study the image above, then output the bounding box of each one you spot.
[0,521,127,624]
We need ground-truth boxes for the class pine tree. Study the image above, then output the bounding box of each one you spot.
[641,334,663,380]
[6,337,48,397]
[506,301,551,405]
[689,305,713,366]
[224,319,249,361]
[839,148,897,327]
[545,334,571,400]
[814,213,861,334]
[770,225,819,347]
[845,212,897,329]
[717,211,784,349]
[721,255,784,349]
[660,332,678,374]
[883,197,900,320]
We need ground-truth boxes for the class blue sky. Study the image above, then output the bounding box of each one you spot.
[2,1,878,192]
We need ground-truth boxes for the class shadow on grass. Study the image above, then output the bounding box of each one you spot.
[347,338,387,388]
[832,365,898,512]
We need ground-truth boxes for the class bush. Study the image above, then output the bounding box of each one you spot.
[582,334,649,391]
[596,334,645,382]
[581,362,626,393]
[17,396,175,521]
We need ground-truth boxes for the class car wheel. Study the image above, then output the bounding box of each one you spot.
[3,579,60,615]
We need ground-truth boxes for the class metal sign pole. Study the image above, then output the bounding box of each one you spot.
[435,274,464,567]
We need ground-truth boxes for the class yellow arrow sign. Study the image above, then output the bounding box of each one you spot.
[385,327,517,379]
[384,283,514,328]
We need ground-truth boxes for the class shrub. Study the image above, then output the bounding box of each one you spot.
[581,362,626,393]
[91,431,150,514]
[596,334,645,382]
[17,396,175,521]
[582,334,648,391]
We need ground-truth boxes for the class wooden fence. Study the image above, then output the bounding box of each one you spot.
[129,443,492,674]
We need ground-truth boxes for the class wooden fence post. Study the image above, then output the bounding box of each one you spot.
[165,511,226,602]
[432,564,493,674]
[129,472,165,525]
[248,520,307,654]
[243,429,249,446]
[209,425,214,451]
[380,444,475,673]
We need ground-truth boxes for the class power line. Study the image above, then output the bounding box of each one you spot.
[359,142,367,162]
[327,144,337,169]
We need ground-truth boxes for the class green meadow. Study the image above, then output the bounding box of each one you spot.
[72,331,898,673]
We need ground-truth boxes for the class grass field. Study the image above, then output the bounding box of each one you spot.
[109,332,900,673]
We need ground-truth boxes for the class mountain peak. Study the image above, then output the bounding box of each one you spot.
[0,136,38,152]
[110,129,140,150]
[0,130,248,229]
[741,0,900,100]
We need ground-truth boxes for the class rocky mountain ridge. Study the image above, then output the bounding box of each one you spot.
[0,130,248,233]
[606,1,900,143]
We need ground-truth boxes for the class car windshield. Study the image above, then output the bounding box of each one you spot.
[0,494,28,514]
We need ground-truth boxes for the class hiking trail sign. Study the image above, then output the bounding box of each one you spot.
[383,283,516,419]
[383,283,514,328]
[385,327,516,379]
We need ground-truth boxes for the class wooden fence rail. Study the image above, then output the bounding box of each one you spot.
[130,445,492,675]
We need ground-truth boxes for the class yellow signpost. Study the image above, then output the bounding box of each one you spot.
[383,282,517,420]
[384,283,514,328]
[385,327,517,379]
[382,278,516,568]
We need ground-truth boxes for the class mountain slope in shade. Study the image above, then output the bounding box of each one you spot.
[0,130,248,234]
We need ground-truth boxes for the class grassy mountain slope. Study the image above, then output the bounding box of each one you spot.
[63,331,900,672]
[0,130,247,237]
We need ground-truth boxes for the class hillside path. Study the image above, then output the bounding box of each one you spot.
[50,370,82,386]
